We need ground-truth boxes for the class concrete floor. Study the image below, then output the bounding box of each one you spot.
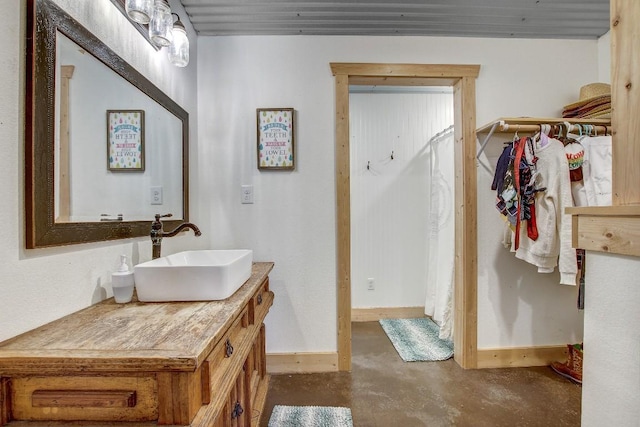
[262,322,581,426]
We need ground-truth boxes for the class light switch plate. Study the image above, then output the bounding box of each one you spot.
[150,186,163,205]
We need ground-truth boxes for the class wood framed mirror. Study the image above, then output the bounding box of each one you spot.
[25,0,189,248]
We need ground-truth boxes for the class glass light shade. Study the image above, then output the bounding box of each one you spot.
[125,0,153,24]
[149,0,173,47]
[168,21,189,67]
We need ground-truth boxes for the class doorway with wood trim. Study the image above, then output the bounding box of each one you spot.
[331,63,480,371]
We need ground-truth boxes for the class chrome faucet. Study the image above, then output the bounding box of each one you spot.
[150,213,202,259]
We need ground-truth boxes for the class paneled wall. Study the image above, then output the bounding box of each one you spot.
[350,90,453,309]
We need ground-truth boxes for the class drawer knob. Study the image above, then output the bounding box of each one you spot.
[232,401,244,419]
[257,293,263,305]
[225,338,234,358]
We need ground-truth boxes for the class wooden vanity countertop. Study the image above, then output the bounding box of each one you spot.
[0,262,274,375]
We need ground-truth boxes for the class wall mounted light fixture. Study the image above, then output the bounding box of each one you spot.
[149,0,173,47]
[169,13,189,67]
[120,0,190,67]
[125,0,153,24]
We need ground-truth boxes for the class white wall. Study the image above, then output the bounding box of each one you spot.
[350,91,454,309]
[197,35,599,353]
[0,0,202,343]
[597,31,611,84]
[581,252,640,426]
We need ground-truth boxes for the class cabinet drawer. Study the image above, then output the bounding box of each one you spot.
[202,306,249,405]
[249,278,271,325]
[212,363,248,427]
[11,375,158,422]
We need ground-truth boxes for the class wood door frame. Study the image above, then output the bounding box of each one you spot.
[331,63,480,370]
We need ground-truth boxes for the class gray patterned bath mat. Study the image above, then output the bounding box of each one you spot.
[267,405,353,427]
[379,317,454,362]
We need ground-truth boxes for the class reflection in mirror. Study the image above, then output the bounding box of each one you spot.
[55,33,183,223]
[26,0,189,248]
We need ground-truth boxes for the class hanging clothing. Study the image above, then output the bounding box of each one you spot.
[513,137,541,248]
[492,143,513,195]
[493,137,542,248]
[424,130,455,341]
[573,135,612,207]
[514,134,577,285]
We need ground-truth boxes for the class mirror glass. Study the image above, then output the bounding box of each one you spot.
[55,33,183,223]
[26,0,189,248]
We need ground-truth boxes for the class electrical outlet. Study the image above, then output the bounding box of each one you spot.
[367,278,375,290]
[241,185,254,204]
[150,186,163,205]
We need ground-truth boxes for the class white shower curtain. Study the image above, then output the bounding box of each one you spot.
[424,128,456,341]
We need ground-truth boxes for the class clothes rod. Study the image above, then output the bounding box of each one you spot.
[500,122,611,134]
[476,119,612,159]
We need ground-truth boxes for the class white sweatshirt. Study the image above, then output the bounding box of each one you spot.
[514,136,577,285]
[569,134,613,208]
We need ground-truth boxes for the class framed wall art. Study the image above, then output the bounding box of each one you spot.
[107,110,145,171]
[257,108,295,170]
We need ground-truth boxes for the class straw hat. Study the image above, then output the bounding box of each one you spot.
[563,83,611,110]
[582,108,611,119]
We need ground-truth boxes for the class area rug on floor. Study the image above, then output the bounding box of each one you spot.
[267,405,353,427]
[379,317,454,362]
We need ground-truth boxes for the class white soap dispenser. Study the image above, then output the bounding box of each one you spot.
[112,254,135,303]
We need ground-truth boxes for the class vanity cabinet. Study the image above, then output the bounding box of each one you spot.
[0,262,274,426]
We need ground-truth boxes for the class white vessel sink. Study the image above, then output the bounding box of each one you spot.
[134,250,253,302]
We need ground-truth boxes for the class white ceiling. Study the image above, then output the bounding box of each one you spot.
[179,0,610,39]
